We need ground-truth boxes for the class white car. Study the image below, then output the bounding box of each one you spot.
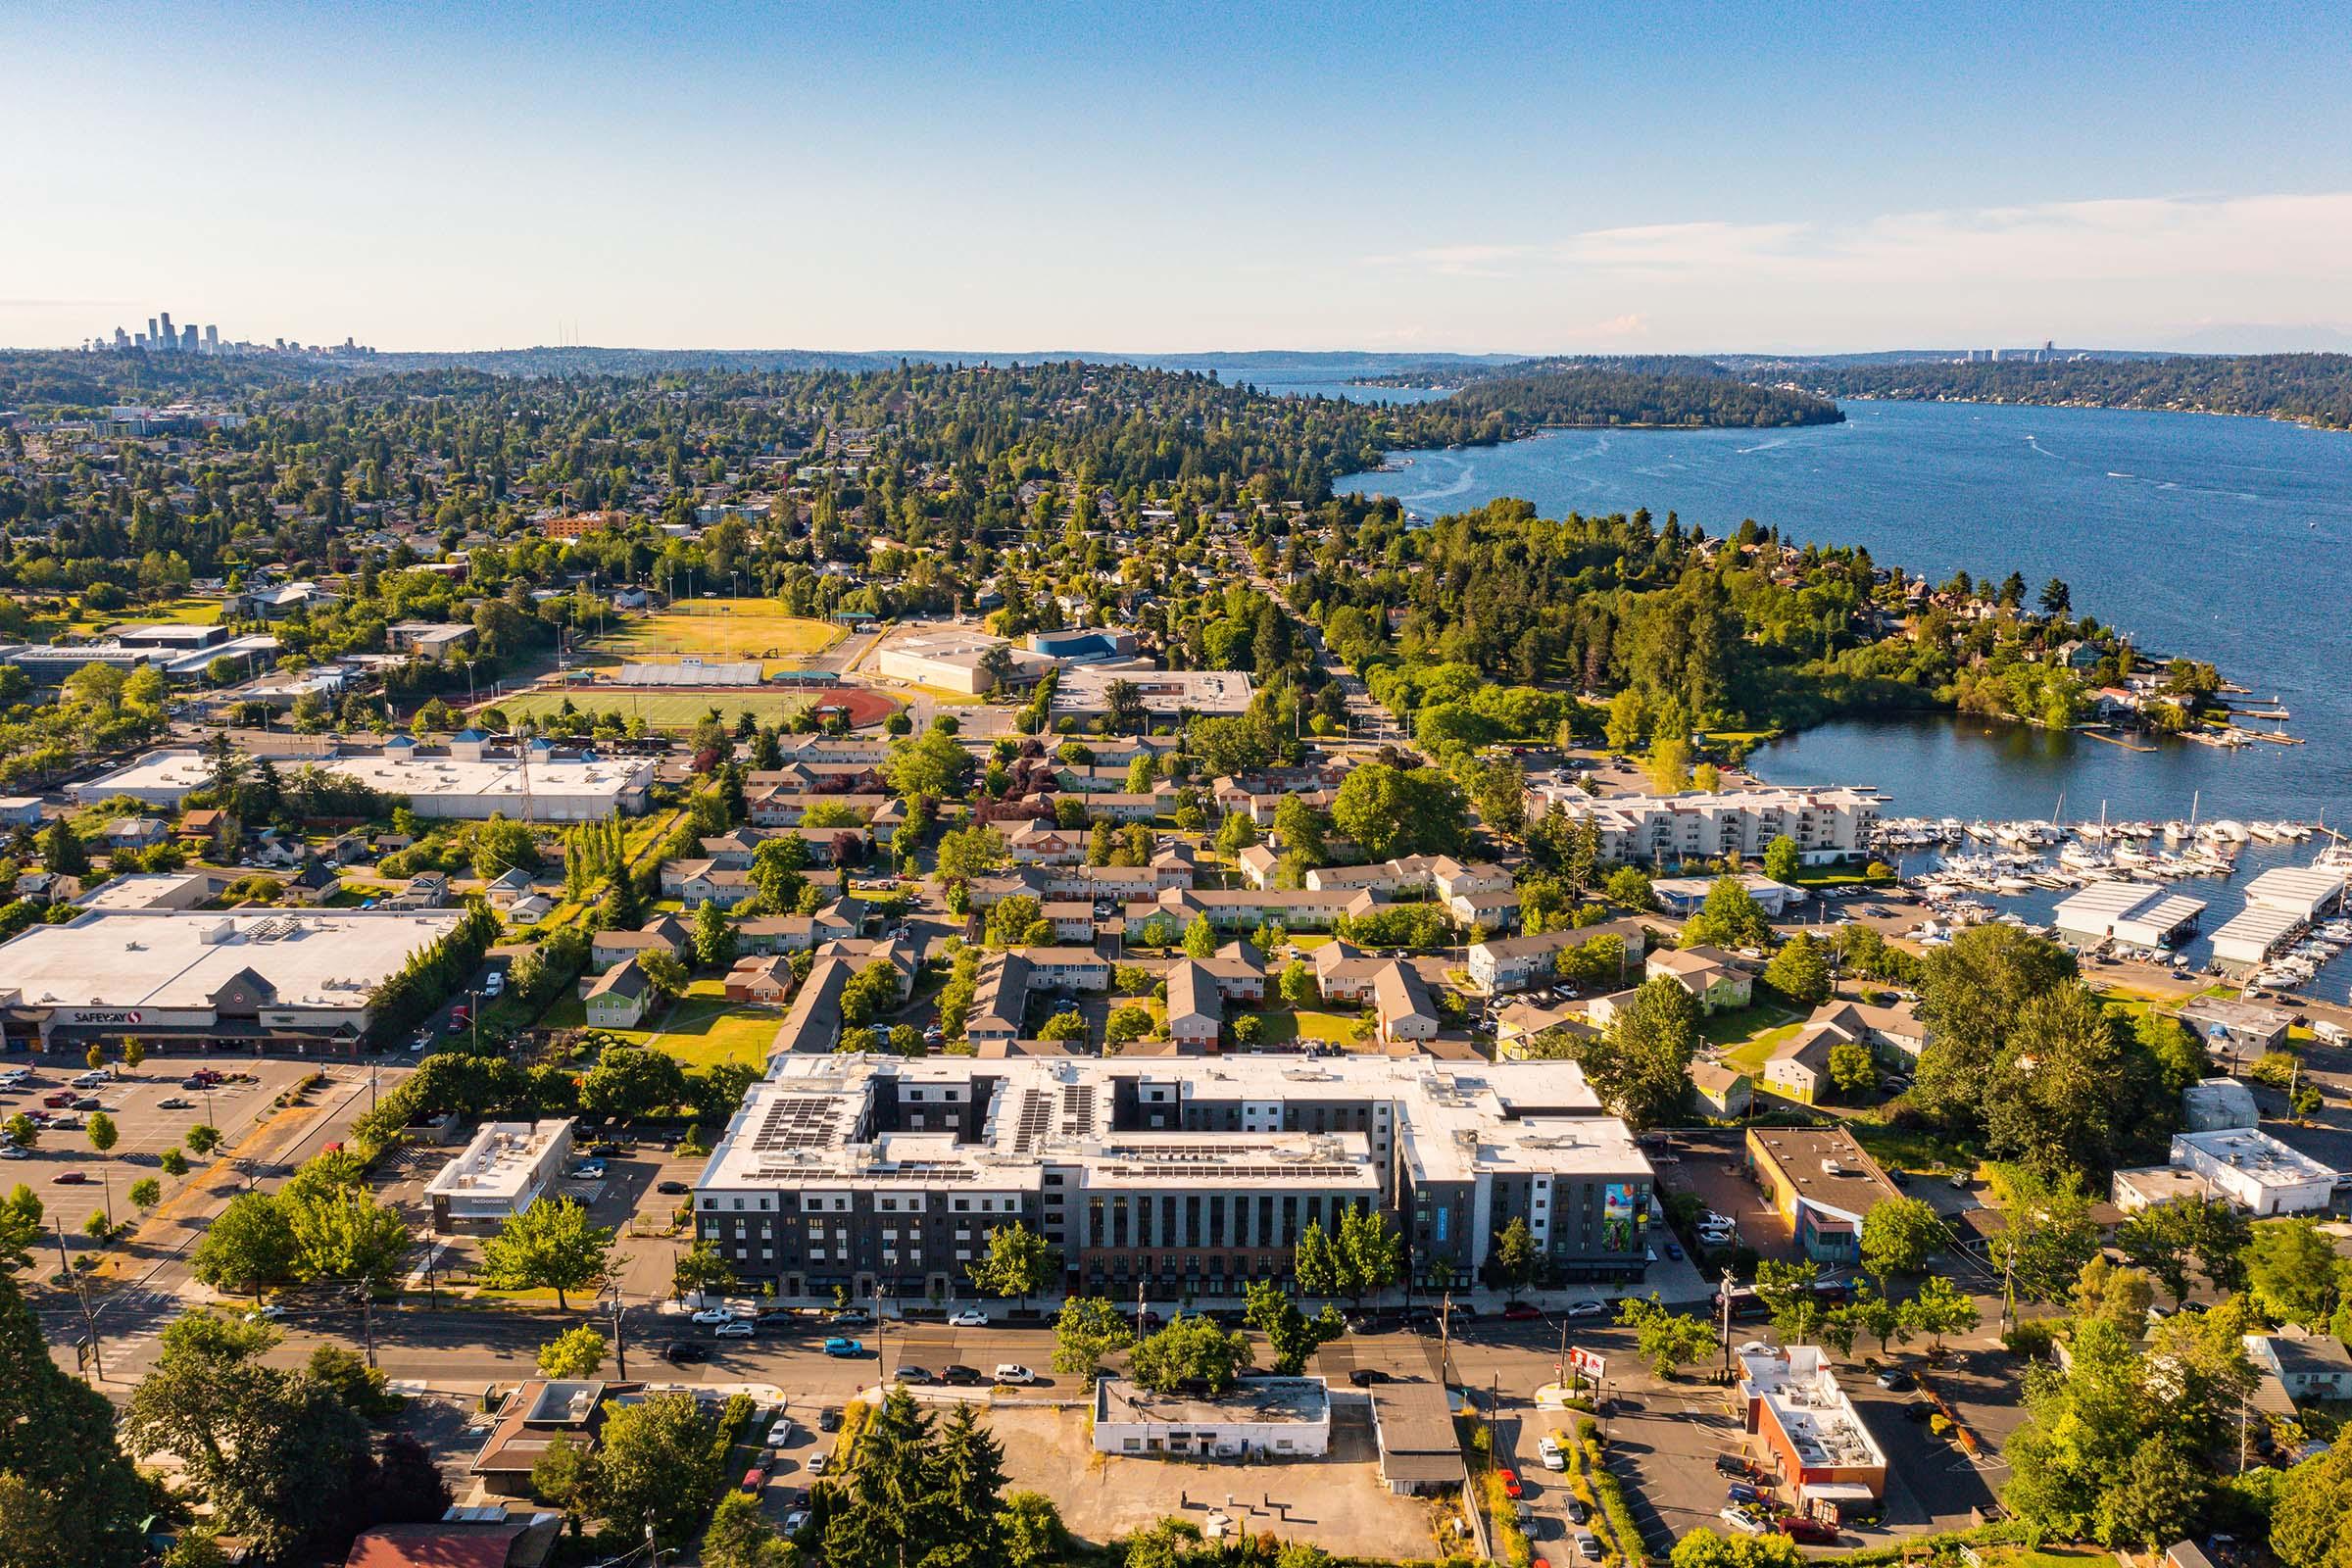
[246,1303,286,1321]
[1701,1210,1736,1229]
[783,1509,810,1533]
[806,1454,829,1476]
[1537,1436,1566,1471]
[993,1363,1037,1385]
[691,1306,734,1325]
[948,1307,989,1327]
[765,1420,796,1447]
[1720,1507,1767,1536]
[714,1319,755,1338]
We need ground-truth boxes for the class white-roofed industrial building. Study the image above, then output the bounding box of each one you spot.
[70,740,654,821]
[426,1120,577,1230]
[0,906,466,1055]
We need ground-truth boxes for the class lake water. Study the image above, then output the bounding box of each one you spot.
[1339,399,2352,825]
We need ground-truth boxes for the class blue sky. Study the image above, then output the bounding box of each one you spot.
[6,1,2349,353]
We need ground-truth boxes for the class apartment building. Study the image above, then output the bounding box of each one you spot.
[1467,919,1649,994]
[691,1054,1653,1300]
[1519,785,1882,866]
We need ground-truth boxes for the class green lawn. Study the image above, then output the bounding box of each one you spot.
[493,690,845,729]
[1845,1121,1972,1176]
[628,981,781,1069]
[57,596,223,637]
[1719,1021,1801,1076]
[588,601,842,669]
[1701,1002,1803,1074]
[1254,1006,1364,1047]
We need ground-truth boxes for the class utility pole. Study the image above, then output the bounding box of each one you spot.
[1719,1265,1736,1378]
[611,1290,630,1380]
[363,1290,377,1369]
[55,1219,103,1379]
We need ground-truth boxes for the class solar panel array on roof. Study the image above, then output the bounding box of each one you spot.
[1013,1089,1053,1153]
[1059,1084,1097,1136]
[751,1097,844,1152]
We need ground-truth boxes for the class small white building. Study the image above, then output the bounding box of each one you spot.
[2181,1077,2260,1134]
[1093,1376,1332,1460]
[2170,1128,2337,1216]
[425,1119,576,1231]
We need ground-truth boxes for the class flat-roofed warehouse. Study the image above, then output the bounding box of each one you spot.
[70,738,654,821]
[0,906,467,1056]
[1053,664,1254,719]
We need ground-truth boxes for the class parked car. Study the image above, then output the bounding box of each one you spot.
[179,1077,211,1090]
[664,1341,709,1364]
[948,1307,989,1327]
[765,1419,796,1447]
[1713,1453,1755,1478]
[827,1308,872,1328]
[158,1097,193,1110]
[1502,1301,1544,1322]
[1348,1368,1390,1388]
[1573,1531,1603,1561]
[1727,1483,1765,1505]
[657,1180,690,1195]
[52,1171,90,1185]
[1537,1436,1566,1471]
[1563,1298,1607,1319]
[940,1364,984,1386]
[993,1364,1037,1385]
[1663,1241,1684,1260]
[821,1338,863,1357]
[1496,1467,1523,1498]
[817,1407,843,1432]
[691,1306,734,1325]
[894,1366,935,1386]
[1780,1517,1839,1544]
[573,1159,607,1180]
[782,1508,810,1533]
[1720,1507,1767,1536]
[245,1302,286,1320]
[1565,1498,1590,1525]
[740,1465,768,1493]
[71,1097,101,1111]
[714,1319,755,1339]
[1875,1369,1914,1391]
[806,1453,829,1476]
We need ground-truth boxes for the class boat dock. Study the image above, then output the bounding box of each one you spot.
[2082,726,2156,752]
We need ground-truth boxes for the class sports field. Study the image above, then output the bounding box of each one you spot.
[494,688,897,730]
[588,600,843,672]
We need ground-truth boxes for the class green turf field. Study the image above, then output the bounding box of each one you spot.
[494,690,835,728]
[589,600,842,670]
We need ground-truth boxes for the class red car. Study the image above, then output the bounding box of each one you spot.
[1502,1302,1544,1321]
[1779,1518,1838,1544]
[741,1465,769,1493]
[43,1092,73,1108]
[1496,1467,1523,1498]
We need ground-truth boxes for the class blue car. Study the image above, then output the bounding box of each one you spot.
[1727,1482,1764,1505]
[1665,1241,1685,1261]
[822,1337,864,1357]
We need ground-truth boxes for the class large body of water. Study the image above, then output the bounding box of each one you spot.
[1339,398,2352,825]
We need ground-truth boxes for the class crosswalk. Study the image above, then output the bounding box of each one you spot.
[80,1287,184,1380]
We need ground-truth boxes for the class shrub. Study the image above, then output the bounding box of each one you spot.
[2002,1318,2057,1357]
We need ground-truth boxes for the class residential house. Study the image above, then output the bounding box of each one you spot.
[1312,939,1388,1004]
[583,960,653,1028]
[1166,960,1223,1049]
[2244,1329,2352,1404]
[1043,902,1097,942]
[1237,845,1281,888]
[1004,819,1087,866]
[1643,947,1753,1013]
[1690,1061,1753,1117]
[662,859,757,908]
[1467,919,1647,994]
[1372,961,1441,1046]
[591,916,688,970]
[724,954,798,1004]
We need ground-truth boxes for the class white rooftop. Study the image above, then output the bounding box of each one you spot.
[425,1120,573,1203]
[73,746,653,808]
[0,907,465,1011]
[2241,865,2348,920]
[2174,1127,2338,1190]
[1053,662,1254,715]
[1739,1345,1887,1473]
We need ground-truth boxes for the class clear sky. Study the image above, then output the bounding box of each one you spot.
[7,1,2350,355]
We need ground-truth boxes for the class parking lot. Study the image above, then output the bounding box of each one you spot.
[1648,1134,1809,1266]
[1,1054,332,1234]
[379,1125,709,1300]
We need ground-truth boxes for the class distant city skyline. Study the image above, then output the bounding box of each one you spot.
[7,3,2352,355]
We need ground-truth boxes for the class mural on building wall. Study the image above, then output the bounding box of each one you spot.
[1601,1183,1642,1252]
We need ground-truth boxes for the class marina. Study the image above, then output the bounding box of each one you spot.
[1864,812,2352,1004]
